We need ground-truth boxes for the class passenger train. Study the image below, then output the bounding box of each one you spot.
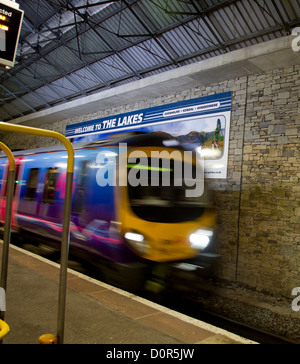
[0,132,218,290]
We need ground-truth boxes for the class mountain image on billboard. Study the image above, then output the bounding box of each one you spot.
[139,116,225,160]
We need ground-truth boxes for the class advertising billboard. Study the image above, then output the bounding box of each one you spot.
[66,92,232,179]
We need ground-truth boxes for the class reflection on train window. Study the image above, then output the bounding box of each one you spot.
[73,161,88,214]
[25,168,39,201]
[43,167,59,204]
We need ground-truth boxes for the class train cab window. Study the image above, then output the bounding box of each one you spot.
[127,158,208,223]
[25,168,39,201]
[43,167,59,204]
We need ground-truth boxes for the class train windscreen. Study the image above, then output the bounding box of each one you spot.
[127,157,211,223]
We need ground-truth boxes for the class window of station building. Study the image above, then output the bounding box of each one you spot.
[43,167,59,204]
[25,168,39,201]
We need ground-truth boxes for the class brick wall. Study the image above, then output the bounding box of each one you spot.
[1,63,299,295]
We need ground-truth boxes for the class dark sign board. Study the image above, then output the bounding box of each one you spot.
[0,0,23,68]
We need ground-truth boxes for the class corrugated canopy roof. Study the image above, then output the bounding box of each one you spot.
[0,0,299,122]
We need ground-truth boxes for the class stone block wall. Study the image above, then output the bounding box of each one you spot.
[238,65,300,295]
[1,63,299,296]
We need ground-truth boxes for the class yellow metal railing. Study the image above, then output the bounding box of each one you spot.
[0,122,74,344]
[0,142,15,344]
[0,142,15,298]
[0,123,74,172]
[0,142,15,172]
[0,319,9,340]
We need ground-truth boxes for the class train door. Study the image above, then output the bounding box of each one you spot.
[72,160,89,229]
[0,157,23,230]
[19,167,40,220]
[33,163,76,241]
[39,166,61,221]
[16,163,62,238]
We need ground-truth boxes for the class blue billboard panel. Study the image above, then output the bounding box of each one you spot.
[66,92,232,178]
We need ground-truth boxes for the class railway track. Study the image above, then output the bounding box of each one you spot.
[141,289,293,345]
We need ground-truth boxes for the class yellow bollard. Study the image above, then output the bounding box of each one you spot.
[38,334,58,344]
[0,319,10,340]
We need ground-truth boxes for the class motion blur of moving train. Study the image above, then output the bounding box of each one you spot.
[0,132,218,290]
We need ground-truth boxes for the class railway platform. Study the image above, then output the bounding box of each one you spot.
[0,241,256,345]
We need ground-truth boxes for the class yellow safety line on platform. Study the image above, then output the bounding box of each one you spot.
[0,319,9,339]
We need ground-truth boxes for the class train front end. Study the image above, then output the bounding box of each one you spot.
[116,136,218,276]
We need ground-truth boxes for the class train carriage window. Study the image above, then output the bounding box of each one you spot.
[25,168,39,201]
[2,166,8,197]
[73,161,88,214]
[43,167,59,204]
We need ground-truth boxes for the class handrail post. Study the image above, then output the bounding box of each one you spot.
[0,122,74,344]
[0,142,15,344]
[0,143,15,301]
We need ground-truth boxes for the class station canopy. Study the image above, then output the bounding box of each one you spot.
[0,0,299,122]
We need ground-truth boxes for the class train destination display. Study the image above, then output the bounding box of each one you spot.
[0,0,24,68]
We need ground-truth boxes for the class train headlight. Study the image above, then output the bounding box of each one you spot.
[124,232,147,255]
[189,229,213,250]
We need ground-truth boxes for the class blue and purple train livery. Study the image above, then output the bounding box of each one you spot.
[0,133,218,289]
